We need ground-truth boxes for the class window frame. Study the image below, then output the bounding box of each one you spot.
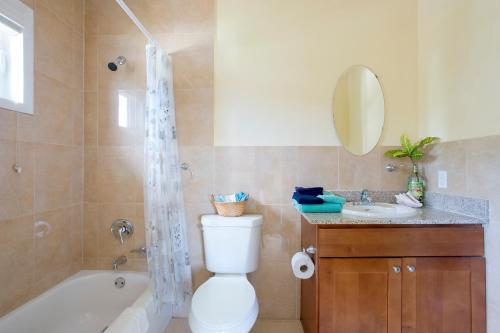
[0,0,33,114]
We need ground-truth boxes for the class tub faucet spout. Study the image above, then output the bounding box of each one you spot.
[112,255,127,271]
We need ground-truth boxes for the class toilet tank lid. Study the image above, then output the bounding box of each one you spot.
[201,214,263,227]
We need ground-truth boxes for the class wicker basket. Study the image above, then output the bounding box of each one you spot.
[211,195,247,217]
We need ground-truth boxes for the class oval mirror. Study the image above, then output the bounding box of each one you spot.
[333,66,385,155]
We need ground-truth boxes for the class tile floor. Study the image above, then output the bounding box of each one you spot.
[165,318,304,333]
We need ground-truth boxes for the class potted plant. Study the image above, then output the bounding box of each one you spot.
[384,134,439,203]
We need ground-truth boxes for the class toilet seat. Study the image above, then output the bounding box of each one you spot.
[189,275,258,333]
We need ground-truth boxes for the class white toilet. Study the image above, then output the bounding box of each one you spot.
[189,214,263,333]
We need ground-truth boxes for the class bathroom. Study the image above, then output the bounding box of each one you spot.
[0,0,498,332]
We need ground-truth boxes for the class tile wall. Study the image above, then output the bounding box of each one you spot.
[423,137,500,331]
[0,0,84,316]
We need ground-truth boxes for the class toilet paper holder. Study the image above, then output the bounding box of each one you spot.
[303,245,316,255]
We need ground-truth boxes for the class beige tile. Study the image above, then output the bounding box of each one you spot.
[423,142,467,195]
[38,0,75,28]
[297,147,338,190]
[83,0,98,36]
[259,205,300,263]
[70,204,83,269]
[380,146,411,191]
[172,35,214,90]
[171,0,215,34]
[97,146,141,203]
[249,262,298,320]
[0,216,35,317]
[0,109,17,141]
[30,73,74,145]
[163,318,303,333]
[88,0,142,36]
[35,4,74,85]
[34,207,73,281]
[252,320,304,333]
[213,147,257,196]
[71,146,84,204]
[175,89,213,145]
[179,146,214,204]
[126,0,176,35]
[466,136,500,221]
[83,203,99,261]
[84,92,98,146]
[0,141,34,220]
[34,144,73,213]
[84,34,98,92]
[33,265,73,297]
[98,90,143,146]
[72,90,85,146]
[71,32,85,90]
[84,146,99,202]
[338,146,381,190]
[72,0,84,34]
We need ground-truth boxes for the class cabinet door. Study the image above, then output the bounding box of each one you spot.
[402,258,486,333]
[319,258,402,333]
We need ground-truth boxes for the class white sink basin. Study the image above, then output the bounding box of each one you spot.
[342,202,417,219]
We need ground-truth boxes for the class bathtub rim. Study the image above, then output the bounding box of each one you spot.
[0,270,148,321]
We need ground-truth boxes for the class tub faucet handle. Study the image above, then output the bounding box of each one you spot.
[111,219,134,244]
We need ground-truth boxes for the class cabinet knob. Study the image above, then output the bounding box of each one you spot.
[393,265,401,273]
[407,265,416,273]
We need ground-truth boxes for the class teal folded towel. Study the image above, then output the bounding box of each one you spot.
[317,194,346,205]
[293,200,342,213]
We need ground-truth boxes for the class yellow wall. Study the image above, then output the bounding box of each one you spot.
[418,0,500,141]
[214,0,418,146]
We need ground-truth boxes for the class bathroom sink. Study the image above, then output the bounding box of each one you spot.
[342,202,417,219]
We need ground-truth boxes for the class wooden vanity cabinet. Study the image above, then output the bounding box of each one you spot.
[300,217,486,333]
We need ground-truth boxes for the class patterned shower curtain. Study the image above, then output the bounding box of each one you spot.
[144,43,192,316]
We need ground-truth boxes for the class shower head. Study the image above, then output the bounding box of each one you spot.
[108,56,127,71]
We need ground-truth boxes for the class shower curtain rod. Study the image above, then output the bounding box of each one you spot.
[115,0,158,45]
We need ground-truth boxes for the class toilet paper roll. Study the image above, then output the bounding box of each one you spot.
[291,251,315,279]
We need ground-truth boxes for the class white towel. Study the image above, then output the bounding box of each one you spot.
[106,307,149,333]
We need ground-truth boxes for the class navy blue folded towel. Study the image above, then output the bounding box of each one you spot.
[292,192,324,204]
[295,187,323,196]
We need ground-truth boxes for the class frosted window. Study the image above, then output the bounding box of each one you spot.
[0,0,33,114]
[0,14,24,104]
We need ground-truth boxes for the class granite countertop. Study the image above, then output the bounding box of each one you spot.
[300,207,487,225]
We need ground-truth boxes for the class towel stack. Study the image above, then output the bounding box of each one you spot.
[292,187,346,213]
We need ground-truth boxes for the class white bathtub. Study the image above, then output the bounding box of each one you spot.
[0,270,171,333]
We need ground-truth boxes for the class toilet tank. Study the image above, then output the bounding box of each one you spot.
[201,214,262,274]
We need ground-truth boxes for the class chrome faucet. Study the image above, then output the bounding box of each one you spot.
[112,255,127,271]
[360,189,372,205]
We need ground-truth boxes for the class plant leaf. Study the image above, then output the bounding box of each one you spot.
[400,134,413,154]
[414,136,439,150]
[411,151,425,160]
[384,149,404,157]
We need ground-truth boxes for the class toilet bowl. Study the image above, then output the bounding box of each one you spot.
[189,275,258,333]
[189,214,263,333]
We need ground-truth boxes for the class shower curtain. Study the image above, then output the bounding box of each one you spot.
[144,43,192,316]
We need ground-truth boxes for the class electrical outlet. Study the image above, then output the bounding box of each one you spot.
[438,170,448,189]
